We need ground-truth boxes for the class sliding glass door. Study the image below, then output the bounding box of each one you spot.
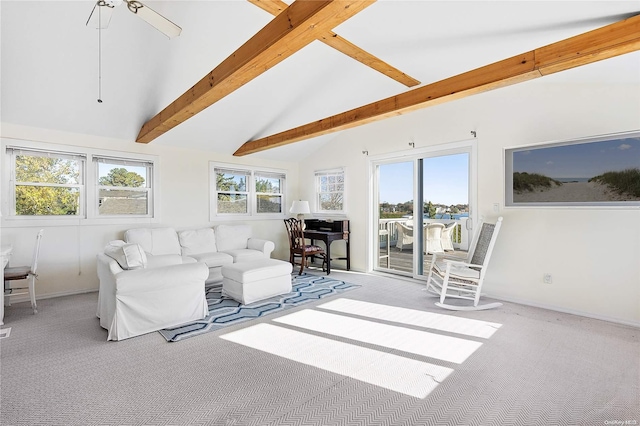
[376,161,415,274]
[373,142,475,279]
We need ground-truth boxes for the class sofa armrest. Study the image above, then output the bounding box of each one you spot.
[247,238,275,257]
[97,253,126,276]
[97,253,122,319]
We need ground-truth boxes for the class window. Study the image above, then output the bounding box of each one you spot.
[215,167,250,214]
[3,142,158,223]
[255,171,284,214]
[315,168,345,213]
[8,148,85,217]
[94,156,153,216]
[211,163,286,218]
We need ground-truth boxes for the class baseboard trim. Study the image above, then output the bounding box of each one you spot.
[7,279,638,329]
[5,288,97,305]
[367,271,640,328]
[487,293,640,329]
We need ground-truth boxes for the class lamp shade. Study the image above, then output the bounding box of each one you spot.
[290,200,310,215]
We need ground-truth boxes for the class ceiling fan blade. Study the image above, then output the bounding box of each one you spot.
[86,1,115,29]
[125,1,182,39]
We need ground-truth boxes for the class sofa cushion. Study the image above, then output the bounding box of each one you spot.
[190,251,233,268]
[222,259,293,283]
[178,228,217,255]
[221,248,265,263]
[215,224,252,252]
[146,254,196,269]
[104,243,147,270]
[125,228,181,256]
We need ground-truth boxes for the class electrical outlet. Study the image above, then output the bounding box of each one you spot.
[543,273,552,284]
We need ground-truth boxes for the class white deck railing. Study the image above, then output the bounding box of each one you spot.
[379,217,470,251]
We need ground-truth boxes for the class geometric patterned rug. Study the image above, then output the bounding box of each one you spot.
[158,273,360,342]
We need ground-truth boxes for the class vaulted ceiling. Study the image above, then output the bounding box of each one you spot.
[2,1,639,161]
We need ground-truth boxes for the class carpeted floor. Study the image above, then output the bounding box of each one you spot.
[1,270,638,425]
[159,273,360,342]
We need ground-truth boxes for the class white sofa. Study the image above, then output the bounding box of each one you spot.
[96,225,275,340]
[123,225,275,284]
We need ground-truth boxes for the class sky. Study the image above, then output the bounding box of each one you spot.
[378,153,469,205]
[513,137,640,179]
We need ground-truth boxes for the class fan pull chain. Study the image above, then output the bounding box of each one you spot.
[97,3,103,103]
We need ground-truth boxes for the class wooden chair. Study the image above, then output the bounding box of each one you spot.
[4,229,44,314]
[426,217,503,310]
[283,218,326,275]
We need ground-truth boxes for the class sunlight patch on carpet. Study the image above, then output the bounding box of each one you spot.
[220,323,453,399]
[318,298,502,338]
[274,309,482,364]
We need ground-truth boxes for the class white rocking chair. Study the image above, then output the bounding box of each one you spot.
[426,217,503,311]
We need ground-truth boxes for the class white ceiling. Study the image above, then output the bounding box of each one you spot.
[2,1,639,161]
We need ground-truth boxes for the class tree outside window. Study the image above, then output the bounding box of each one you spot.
[13,151,82,216]
[216,169,249,214]
[255,174,283,214]
[96,160,150,216]
[211,164,286,217]
[6,146,157,221]
[315,169,345,213]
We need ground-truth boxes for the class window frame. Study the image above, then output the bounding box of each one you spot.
[7,147,86,219]
[210,162,287,220]
[254,170,285,216]
[314,167,346,215]
[1,138,159,226]
[213,166,252,217]
[93,156,154,218]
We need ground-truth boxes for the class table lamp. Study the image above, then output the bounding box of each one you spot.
[290,200,310,228]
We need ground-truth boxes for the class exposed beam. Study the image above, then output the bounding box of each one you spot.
[234,14,640,156]
[136,0,375,144]
[248,0,420,87]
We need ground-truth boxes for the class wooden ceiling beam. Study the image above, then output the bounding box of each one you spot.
[248,0,420,87]
[136,0,375,144]
[234,14,640,156]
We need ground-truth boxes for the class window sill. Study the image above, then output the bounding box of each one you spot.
[1,216,160,228]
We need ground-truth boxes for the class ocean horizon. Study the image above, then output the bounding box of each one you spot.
[401,213,470,220]
[427,213,469,220]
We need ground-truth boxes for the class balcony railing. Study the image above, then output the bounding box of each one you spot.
[377,217,470,273]
[379,217,470,251]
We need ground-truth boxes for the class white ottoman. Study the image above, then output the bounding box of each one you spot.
[221,259,293,304]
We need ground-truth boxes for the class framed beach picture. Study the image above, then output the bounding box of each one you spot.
[504,131,640,207]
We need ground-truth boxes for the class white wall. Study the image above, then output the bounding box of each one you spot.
[1,124,298,298]
[294,77,640,326]
[2,65,639,326]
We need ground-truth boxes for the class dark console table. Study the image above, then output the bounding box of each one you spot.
[304,219,350,274]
